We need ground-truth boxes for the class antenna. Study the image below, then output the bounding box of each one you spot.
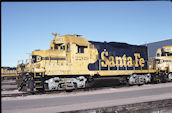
[52,33,60,38]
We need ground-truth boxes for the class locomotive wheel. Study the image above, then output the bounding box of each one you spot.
[85,77,94,88]
[18,82,27,91]
[74,83,78,90]
[125,78,131,86]
[17,74,27,91]
[152,74,160,84]
[36,88,45,93]
[27,79,34,92]
[161,74,168,83]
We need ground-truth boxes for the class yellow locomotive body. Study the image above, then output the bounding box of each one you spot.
[33,34,97,76]
[152,46,172,81]
[16,34,171,92]
[154,46,172,72]
[1,67,17,80]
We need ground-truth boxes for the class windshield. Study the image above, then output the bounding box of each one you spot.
[54,44,65,51]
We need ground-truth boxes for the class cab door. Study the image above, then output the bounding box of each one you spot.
[66,43,71,63]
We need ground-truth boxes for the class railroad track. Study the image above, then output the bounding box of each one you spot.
[1,88,18,91]
[1,82,17,85]
[68,99,172,113]
[1,84,128,98]
[2,81,172,98]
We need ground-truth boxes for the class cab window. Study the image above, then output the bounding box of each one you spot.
[60,45,65,51]
[78,46,85,53]
[167,53,172,56]
[67,43,70,52]
[156,53,160,57]
[54,44,58,50]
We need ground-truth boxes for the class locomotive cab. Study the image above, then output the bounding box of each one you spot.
[153,46,172,81]
[17,34,98,91]
[30,34,98,77]
[154,46,172,72]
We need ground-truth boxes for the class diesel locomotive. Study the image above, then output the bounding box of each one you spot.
[16,33,172,92]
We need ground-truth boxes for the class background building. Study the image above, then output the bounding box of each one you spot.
[142,39,172,58]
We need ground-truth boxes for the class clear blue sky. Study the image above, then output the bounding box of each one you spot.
[2,1,172,67]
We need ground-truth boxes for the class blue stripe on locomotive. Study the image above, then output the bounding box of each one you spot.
[88,41,148,71]
[32,55,37,63]
[32,55,43,63]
